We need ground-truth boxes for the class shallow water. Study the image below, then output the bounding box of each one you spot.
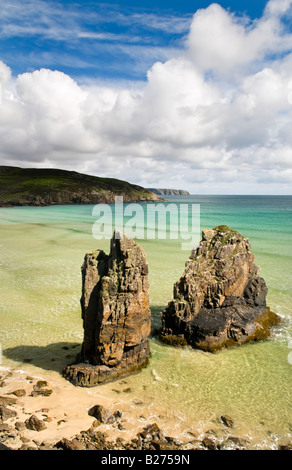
[0,196,291,447]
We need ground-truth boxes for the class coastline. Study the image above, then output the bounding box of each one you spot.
[1,365,291,451]
[0,165,164,208]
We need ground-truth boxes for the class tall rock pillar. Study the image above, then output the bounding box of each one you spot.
[64,231,151,386]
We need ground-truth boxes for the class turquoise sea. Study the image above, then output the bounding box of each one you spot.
[0,195,291,447]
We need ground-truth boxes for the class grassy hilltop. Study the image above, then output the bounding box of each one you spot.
[0,166,161,206]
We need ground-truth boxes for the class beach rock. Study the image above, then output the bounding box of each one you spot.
[279,442,292,450]
[202,436,218,450]
[220,415,234,428]
[0,404,17,421]
[31,380,53,397]
[25,415,47,432]
[0,442,12,450]
[11,389,26,397]
[56,438,86,451]
[0,396,17,406]
[130,423,183,451]
[0,422,16,447]
[0,423,13,433]
[15,421,26,432]
[88,405,115,424]
[220,436,250,449]
[161,226,281,352]
[63,231,151,386]
[19,443,39,450]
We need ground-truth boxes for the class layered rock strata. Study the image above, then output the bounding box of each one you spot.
[161,225,280,352]
[64,231,151,386]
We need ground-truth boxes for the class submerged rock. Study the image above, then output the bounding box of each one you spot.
[220,415,234,428]
[64,231,151,386]
[161,225,281,352]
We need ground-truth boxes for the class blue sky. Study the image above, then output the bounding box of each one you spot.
[0,1,270,82]
[0,0,292,194]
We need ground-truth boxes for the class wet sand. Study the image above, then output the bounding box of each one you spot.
[1,366,291,451]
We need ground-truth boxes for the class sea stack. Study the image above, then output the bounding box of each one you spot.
[64,231,151,386]
[161,226,280,352]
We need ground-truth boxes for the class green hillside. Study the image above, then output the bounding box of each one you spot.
[0,166,161,206]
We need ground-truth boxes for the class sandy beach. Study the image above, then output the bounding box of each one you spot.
[0,366,155,450]
[1,365,292,451]
[1,364,203,450]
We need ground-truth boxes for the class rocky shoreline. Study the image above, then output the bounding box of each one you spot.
[0,368,291,451]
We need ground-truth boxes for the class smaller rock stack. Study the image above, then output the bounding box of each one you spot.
[64,231,151,386]
[161,225,281,352]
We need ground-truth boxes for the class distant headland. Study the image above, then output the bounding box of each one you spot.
[0,166,162,207]
[147,188,190,196]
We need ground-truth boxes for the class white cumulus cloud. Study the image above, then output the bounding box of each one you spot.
[0,0,292,194]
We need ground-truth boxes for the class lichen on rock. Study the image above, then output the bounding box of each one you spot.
[160,225,281,352]
[64,231,151,386]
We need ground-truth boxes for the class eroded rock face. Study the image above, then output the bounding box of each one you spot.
[64,231,151,386]
[161,226,280,352]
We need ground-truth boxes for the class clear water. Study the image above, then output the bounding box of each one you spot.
[0,196,291,447]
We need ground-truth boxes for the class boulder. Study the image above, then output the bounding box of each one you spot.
[31,380,53,397]
[220,415,234,428]
[55,438,86,450]
[0,405,17,421]
[25,415,47,432]
[134,423,183,450]
[88,405,114,424]
[0,396,17,406]
[64,231,151,386]
[161,226,281,352]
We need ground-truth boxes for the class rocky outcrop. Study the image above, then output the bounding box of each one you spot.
[161,225,281,352]
[64,231,151,386]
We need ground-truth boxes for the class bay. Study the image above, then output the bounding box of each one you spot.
[0,195,291,447]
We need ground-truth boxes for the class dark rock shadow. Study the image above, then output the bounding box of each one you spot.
[150,305,164,334]
[3,342,81,374]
